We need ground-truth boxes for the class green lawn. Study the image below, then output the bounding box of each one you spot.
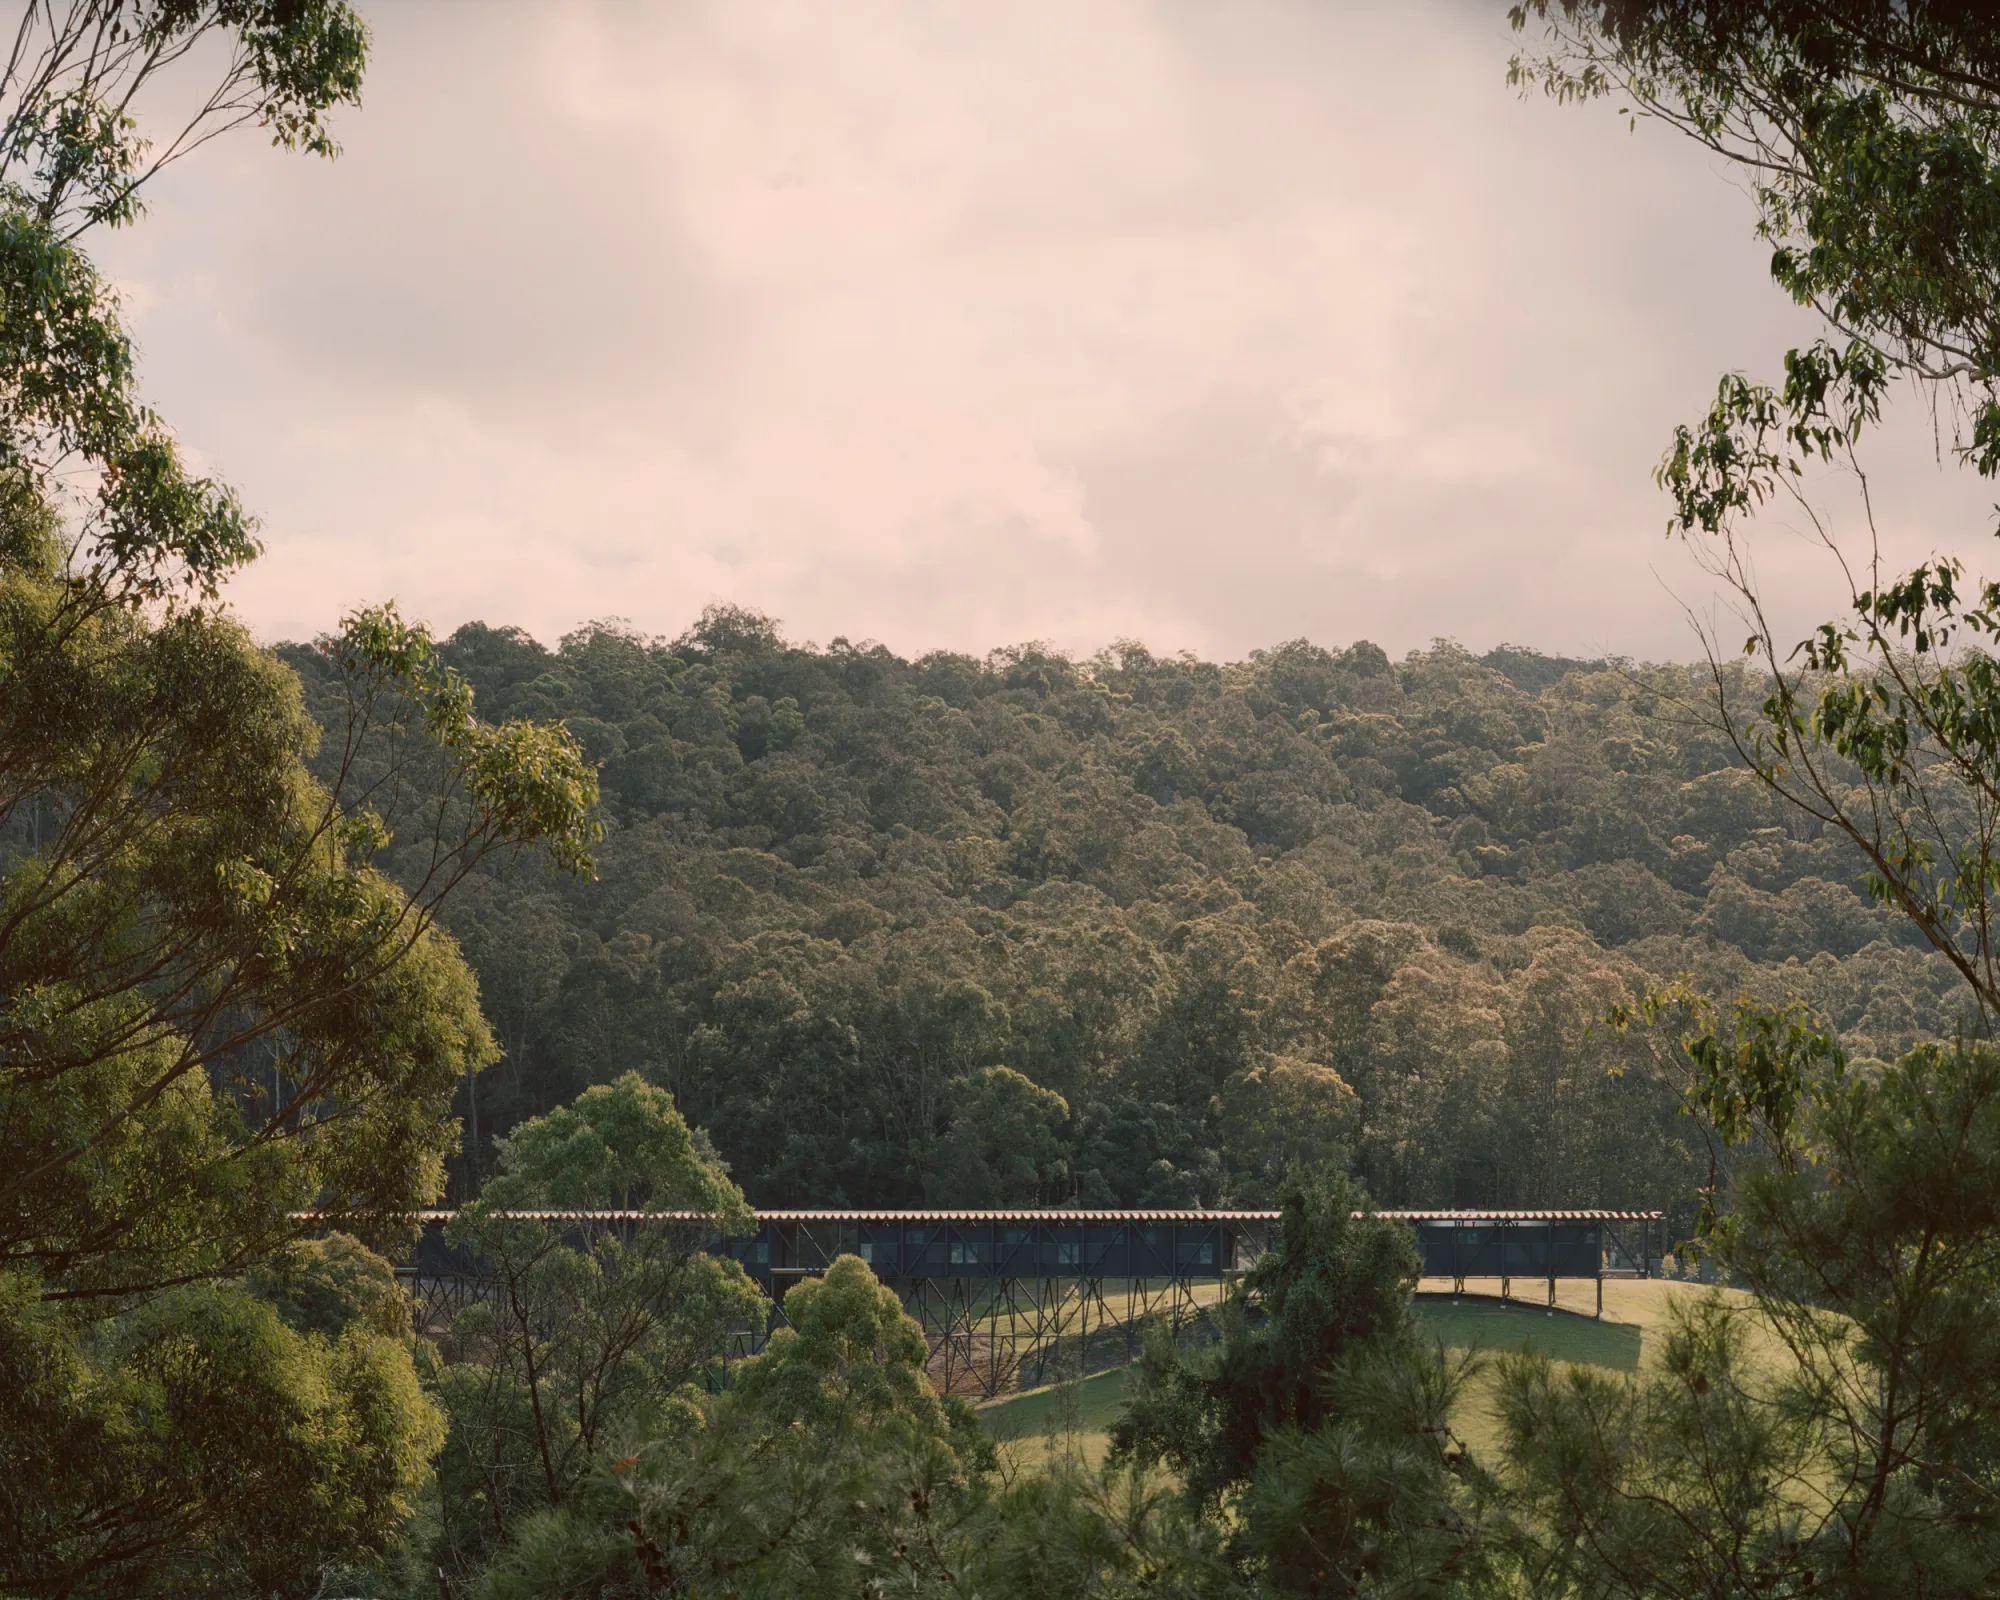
[979,1279,1726,1471]
[1416,1295,1643,1372]
[981,1366,1131,1472]
[1418,1282,1670,1457]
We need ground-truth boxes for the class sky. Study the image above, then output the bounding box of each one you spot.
[90,0,1997,664]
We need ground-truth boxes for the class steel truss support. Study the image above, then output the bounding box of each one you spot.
[891,1273,1226,1400]
[403,1271,484,1336]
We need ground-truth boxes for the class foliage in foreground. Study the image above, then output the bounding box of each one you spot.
[471,1255,994,1599]
[1114,1169,1423,1506]
[1,1269,443,1599]
[1494,1034,2000,1596]
[427,1074,765,1585]
[0,5,596,1592]
[1115,1168,1491,1596]
[1488,7,2000,1589]
[447,1164,1486,1599]
[442,1036,2000,1598]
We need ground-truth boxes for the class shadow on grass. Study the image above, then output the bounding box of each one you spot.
[1415,1296,1644,1373]
[979,1365,1130,1433]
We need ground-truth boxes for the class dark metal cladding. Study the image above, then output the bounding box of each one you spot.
[712,1215,1261,1283]
[1414,1220,1601,1279]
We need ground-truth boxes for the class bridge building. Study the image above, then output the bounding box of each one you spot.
[405,1206,1663,1401]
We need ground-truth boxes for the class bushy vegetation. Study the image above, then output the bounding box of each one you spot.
[394,1034,2000,1597]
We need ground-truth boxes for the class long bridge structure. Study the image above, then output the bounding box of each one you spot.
[403,1207,1664,1401]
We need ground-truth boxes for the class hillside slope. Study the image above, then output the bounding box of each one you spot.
[283,611,1959,1221]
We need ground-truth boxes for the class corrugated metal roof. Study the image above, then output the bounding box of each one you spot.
[406,1208,1273,1223]
[1379,1210,1663,1221]
[398,1207,1661,1224]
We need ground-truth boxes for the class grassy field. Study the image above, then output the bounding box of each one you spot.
[979,1278,1732,1472]
[981,1365,1133,1472]
[1416,1279,1698,1456]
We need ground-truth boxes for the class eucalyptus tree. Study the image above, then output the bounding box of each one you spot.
[1490,7,2000,1593]
[1511,1,2000,1017]
[429,1075,766,1585]
[0,5,600,1592]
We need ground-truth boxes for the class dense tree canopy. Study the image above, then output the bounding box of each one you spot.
[290,611,1966,1227]
[1511,2,2000,1025]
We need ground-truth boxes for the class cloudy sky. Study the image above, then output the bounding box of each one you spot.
[92,0,1993,663]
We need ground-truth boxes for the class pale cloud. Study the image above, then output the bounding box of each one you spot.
[88,0,1995,662]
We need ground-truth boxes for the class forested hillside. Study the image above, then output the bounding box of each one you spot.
[284,608,1959,1221]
